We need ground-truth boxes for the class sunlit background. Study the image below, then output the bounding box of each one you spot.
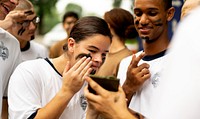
[30,0,184,51]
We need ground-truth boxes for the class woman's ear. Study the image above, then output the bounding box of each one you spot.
[68,38,75,53]
[167,7,175,21]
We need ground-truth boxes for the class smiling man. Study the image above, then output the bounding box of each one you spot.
[7,0,48,61]
[117,0,175,118]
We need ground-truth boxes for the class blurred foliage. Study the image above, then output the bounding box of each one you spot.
[65,3,82,18]
[29,0,60,35]
[28,0,127,35]
[113,0,122,7]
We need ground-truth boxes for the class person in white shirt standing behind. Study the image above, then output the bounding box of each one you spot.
[0,0,28,118]
[7,0,48,61]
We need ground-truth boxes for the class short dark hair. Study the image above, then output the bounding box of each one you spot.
[63,16,112,51]
[163,0,172,10]
[62,11,79,23]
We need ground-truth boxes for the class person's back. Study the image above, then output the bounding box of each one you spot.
[49,11,79,58]
[96,8,138,77]
[7,0,48,61]
[117,0,175,118]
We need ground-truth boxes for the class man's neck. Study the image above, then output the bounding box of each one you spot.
[142,37,170,55]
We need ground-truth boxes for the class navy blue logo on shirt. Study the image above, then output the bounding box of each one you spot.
[0,41,9,60]
[152,72,160,88]
[80,95,87,110]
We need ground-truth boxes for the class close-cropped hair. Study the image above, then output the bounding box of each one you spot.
[104,8,138,40]
[62,11,79,23]
[14,0,33,10]
[63,16,112,51]
[163,0,173,10]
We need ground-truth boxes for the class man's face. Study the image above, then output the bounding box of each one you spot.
[133,0,169,42]
[9,10,38,42]
[0,0,19,19]
[63,16,78,36]
[68,34,111,74]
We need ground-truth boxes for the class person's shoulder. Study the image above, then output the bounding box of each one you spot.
[19,58,45,67]
[0,28,18,43]
[30,41,48,50]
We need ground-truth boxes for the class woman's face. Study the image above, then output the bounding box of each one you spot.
[68,34,111,74]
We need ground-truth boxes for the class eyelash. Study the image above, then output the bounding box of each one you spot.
[134,11,158,17]
[88,50,96,53]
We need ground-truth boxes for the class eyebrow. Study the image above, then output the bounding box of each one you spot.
[88,45,109,53]
[24,10,34,15]
[134,8,159,11]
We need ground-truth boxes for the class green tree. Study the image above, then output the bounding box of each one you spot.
[65,3,82,18]
[29,0,59,35]
[113,0,122,7]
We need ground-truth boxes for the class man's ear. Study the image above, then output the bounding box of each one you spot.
[167,7,175,21]
[68,37,75,52]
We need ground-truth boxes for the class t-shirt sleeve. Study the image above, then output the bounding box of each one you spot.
[8,62,42,119]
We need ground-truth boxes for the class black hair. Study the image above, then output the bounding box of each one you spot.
[62,11,79,23]
[163,0,172,10]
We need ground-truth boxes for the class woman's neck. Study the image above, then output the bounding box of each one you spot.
[109,36,126,53]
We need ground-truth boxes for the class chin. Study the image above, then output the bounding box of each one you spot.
[30,35,35,40]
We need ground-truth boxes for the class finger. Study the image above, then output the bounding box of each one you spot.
[84,84,101,103]
[82,68,93,81]
[85,76,108,96]
[142,73,151,81]
[77,58,92,77]
[130,52,146,68]
[136,63,150,72]
[70,57,87,71]
[137,69,151,82]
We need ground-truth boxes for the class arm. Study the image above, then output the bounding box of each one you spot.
[34,57,92,119]
[122,52,150,105]
[8,57,92,119]
[2,98,8,119]
[84,77,138,119]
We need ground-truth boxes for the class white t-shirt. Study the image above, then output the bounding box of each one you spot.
[0,28,21,116]
[21,40,48,61]
[118,50,168,118]
[151,7,200,119]
[8,58,87,119]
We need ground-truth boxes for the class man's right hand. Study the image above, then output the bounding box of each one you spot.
[123,52,151,105]
[0,10,27,30]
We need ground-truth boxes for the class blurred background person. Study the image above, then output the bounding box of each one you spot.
[96,8,138,77]
[49,11,79,58]
[7,0,48,61]
[151,6,200,119]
